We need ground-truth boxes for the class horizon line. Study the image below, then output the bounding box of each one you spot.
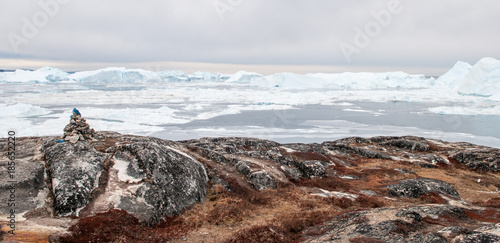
[0,58,451,76]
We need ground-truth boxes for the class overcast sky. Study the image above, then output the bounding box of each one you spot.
[1,0,499,75]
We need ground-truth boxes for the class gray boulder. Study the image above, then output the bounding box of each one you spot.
[302,206,470,243]
[452,148,500,172]
[387,178,460,199]
[380,138,430,152]
[42,139,107,216]
[0,137,47,215]
[295,160,326,179]
[235,161,251,175]
[248,171,277,190]
[41,133,209,225]
[451,232,500,243]
[115,137,208,224]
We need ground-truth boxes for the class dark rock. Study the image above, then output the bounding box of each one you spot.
[235,161,251,175]
[451,148,500,172]
[387,178,460,199]
[452,232,500,243]
[422,154,449,165]
[302,211,367,242]
[302,206,470,243]
[199,147,231,165]
[116,137,208,224]
[409,233,447,243]
[325,142,393,160]
[0,137,47,215]
[420,163,437,168]
[42,139,107,216]
[280,165,301,180]
[41,133,209,225]
[438,226,471,239]
[282,142,329,156]
[294,160,326,179]
[395,168,416,174]
[248,171,277,190]
[302,208,419,242]
[397,205,466,221]
[381,138,430,152]
[336,137,372,144]
[354,220,407,239]
[395,210,423,224]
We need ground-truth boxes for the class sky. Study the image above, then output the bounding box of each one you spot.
[1,0,500,75]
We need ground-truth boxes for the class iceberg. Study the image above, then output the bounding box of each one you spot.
[157,70,190,82]
[0,67,68,83]
[435,61,472,89]
[0,64,432,89]
[226,70,265,83]
[457,57,500,98]
[0,57,498,99]
[189,71,225,82]
[70,67,162,84]
[308,72,430,90]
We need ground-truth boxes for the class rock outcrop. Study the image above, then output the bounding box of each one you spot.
[302,205,500,242]
[387,178,461,199]
[452,147,500,171]
[43,139,107,216]
[41,132,209,225]
[1,129,499,242]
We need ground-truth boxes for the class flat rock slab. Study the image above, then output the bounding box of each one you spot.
[387,178,461,199]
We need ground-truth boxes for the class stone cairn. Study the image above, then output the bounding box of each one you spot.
[60,108,96,143]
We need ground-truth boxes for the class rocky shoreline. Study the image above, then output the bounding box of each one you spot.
[1,130,500,242]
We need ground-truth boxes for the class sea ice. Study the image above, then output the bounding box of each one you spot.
[1,57,499,147]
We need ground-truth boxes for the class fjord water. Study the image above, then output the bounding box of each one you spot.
[1,57,499,147]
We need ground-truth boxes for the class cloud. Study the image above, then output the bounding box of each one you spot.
[1,0,499,72]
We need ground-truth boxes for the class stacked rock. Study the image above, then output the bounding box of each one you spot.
[62,108,96,143]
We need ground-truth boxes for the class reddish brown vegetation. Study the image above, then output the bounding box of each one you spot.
[323,195,386,209]
[419,192,447,204]
[279,210,337,234]
[221,175,273,205]
[60,209,188,243]
[224,208,338,242]
[285,151,330,162]
[349,236,385,243]
[295,176,350,191]
[422,213,461,226]
[333,166,363,178]
[464,209,500,223]
[224,225,291,243]
[353,195,386,208]
[392,219,419,235]
[205,197,250,225]
[475,197,500,209]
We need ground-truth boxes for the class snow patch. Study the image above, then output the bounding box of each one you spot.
[113,159,142,183]
[312,188,359,200]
